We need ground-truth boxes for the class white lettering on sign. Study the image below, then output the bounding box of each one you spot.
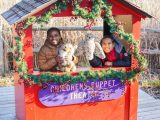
[70,92,87,100]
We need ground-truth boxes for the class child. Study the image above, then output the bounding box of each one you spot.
[38,27,63,71]
[38,27,77,71]
[89,35,131,67]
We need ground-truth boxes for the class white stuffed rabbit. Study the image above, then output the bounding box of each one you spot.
[75,33,105,60]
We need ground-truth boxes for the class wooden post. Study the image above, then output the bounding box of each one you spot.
[0,36,4,75]
[0,22,4,75]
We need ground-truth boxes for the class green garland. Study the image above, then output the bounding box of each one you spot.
[14,37,28,80]
[29,68,139,85]
[23,0,68,29]
[14,0,147,85]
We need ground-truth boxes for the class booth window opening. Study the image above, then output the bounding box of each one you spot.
[32,16,132,73]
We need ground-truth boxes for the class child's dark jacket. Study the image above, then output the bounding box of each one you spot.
[89,47,131,67]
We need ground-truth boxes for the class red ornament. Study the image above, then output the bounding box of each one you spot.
[84,20,95,30]
[113,31,119,36]
[15,21,25,36]
[101,10,106,16]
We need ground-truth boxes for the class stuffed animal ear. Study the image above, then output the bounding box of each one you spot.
[84,32,92,37]
[74,41,84,56]
[84,33,95,40]
[94,42,106,59]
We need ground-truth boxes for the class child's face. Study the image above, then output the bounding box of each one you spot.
[47,31,61,46]
[101,38,115,53]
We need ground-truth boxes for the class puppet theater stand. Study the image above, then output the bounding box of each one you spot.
[1,0,152,120]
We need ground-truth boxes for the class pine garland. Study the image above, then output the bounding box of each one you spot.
[14,0,147,85]
[23,0,68,29]
[29,68,139,85]
[14,37,28,80]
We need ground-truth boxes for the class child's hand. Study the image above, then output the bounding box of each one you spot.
[104,61,112,66]
[56,56,70,64]
[56,56,64,64]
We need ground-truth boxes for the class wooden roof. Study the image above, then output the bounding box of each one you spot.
[1,0,152,25]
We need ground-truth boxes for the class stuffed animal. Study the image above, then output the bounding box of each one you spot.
[75,33,105,61]
[58,43,77,72]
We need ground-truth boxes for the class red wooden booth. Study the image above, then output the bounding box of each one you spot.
[2,0,152,120]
